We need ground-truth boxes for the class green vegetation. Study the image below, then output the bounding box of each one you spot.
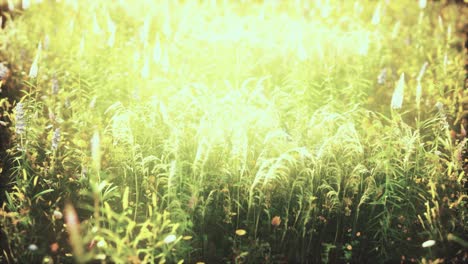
[0,0,466,263]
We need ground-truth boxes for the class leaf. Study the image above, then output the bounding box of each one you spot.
[32,189,54,201]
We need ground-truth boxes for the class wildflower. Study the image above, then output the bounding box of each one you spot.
[52,128,61,150]
[391,73,405,110]
[235,229,247,236]
[15,102,26,135]
[435,102,444,112]
[50,242,59,253]
[53,209,63,220]
[346,244,352,250]
[52,78,59,95]
[28,244,38,251]
[0,63,9,82]
[96,240,107,248]
[163,234,177,244]
[356,232,361,237]
[422,240,436,248]
[377,68,387,85]
[271,216,281,227]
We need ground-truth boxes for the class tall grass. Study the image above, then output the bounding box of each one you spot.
[0,0,466,263]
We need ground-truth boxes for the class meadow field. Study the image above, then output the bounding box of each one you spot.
[0,0,467,263]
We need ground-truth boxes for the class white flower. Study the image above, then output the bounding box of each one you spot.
[51,78,59,95]
[52,128,61,150]
[163,234,177,244]
[422,240,436,248]
[53,210,63,220]
[97,240,107,248]
[28,244,38,251]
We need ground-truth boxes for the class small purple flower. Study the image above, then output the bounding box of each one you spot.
[52,78,59,95]
[28,244,38,251]
[52,128,60,150]
[377,68,387,85]
[435,102,444,112]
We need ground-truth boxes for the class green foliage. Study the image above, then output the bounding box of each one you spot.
[0,0,466,263]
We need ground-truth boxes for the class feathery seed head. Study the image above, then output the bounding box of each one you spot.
[15,102,26,135]
[391,73,405,110]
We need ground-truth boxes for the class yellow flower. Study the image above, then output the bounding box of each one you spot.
[235,229,247,236]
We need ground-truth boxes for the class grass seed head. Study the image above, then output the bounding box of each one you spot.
[52,128,61,150]
[391,73,405,110]
[15,102,26,135]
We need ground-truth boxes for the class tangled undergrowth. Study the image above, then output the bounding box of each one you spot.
[0,0,467,263]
